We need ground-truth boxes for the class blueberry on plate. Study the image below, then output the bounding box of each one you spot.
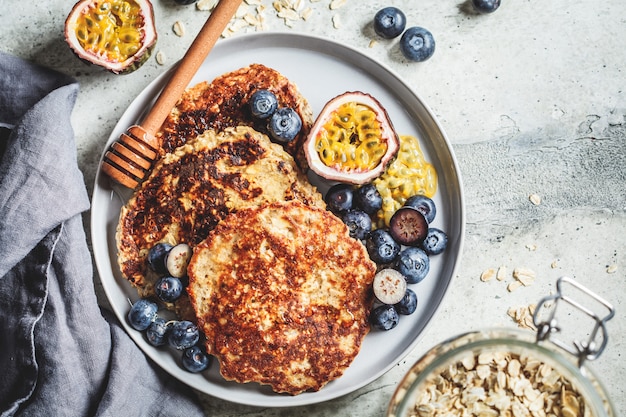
[373,7,406,39]
[370,304,400,331]
[147,242,173,274]
[355,183,383,215]
[389,206,429,246]
[325,183,354,213]
[421,228,448,255]
[249,89,278,119]
[373,269,407,305]
[395,288,418,315]
[127,298,158,331]
[146,317,170,347]
[400,27,436,62]
[366,228,401,264]
[268,107,302,143]
[342,210,372,240]
[472,0,501,14]
[168,320,200,350]
[155,276,184,303]
[166,243,192,278]
[182,345,212,373]
[395,246,430,284]
[404,195,436,223]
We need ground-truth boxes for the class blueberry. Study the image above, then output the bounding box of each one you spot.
[421,228,448,255]
[168,320,200,350]
[325,183,354,213]
[342,210,372,240]
[394,288,418,315]
[127,299,158,331]
[147,242,173,274]
[472,0,500,13]
[400,27,436,62]
[146,317,170,347]
[249,89,278,119]
[268,108,302,143]
[389,206,429,246]
[355,184,383,215]
[370,304,400,331]
[404,195,437,223]
[373,7,406,39]
[181,345,211,373]
[366,229,401,264]
[155,276,184,303]
[395,247,430,284]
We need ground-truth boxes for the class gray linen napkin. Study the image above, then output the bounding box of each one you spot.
[0,52,206,417]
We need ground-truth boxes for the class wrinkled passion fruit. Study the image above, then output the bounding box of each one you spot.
[304,91,400,185]
[64,0,157,74]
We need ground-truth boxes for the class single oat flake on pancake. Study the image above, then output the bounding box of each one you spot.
[187,200,376,395]
[116,126,323,318]
[156,63,313,169]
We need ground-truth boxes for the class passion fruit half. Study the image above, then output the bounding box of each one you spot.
[304,91,400,185]
[64,0,157,74]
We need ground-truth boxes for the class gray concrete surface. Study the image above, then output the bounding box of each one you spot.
[3,0,624,415]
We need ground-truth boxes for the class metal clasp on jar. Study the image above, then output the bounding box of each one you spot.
[533,276,615,367]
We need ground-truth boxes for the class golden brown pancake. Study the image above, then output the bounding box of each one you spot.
[156,63,313,168]
[116,126,323,318]
[187,201,376,395]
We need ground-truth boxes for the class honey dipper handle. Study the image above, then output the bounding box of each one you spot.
[140,0,243,135]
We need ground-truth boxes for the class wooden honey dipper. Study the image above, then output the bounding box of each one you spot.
[101,0,243,189]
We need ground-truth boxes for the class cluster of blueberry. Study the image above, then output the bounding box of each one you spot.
[249,89,302,143]
[324,183,447,331]
[373,1,500,62]
[126,243,211,373]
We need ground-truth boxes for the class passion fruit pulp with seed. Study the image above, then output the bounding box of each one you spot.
[304,91,400,185]
[64,0,157,74]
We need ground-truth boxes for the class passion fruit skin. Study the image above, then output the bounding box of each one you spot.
[304,91,400,185]
[64,0,158,74]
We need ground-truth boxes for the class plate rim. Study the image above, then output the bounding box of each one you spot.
[90,31,466,408]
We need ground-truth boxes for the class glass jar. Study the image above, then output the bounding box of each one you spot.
[387,277,615,417]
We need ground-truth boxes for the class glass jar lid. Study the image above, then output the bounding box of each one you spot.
[387,277,615,417]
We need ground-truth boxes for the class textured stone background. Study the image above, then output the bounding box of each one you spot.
[3,0,624,415]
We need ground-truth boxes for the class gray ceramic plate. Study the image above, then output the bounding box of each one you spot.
[91,32,465,407]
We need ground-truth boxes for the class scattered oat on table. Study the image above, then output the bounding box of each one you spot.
[480,268,496,282]
[507,304,536,330]
[173,20,185,37]
[529,193,541,205]
[513,267,536,286]
[496,265,507,281]
[606,264,618,274]
[155,50,166,65]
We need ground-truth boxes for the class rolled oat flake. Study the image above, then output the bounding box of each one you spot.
[387,277,616,417]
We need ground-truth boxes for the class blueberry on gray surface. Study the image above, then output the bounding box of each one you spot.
[181,345,212,373]
[127,298,158,331]
[421,228,448,255]
[400,27,435,62]
[472,0,501,13]
[389,206,429,246]
[366,228,401,264]
[404,195,437,223]
[394,288,418,315]
[325,183,354,213]
[147,242,173,274]
[395,246,430,284]
[155,276,184,303]
[373,7,406,39]
[355,183,383,215]
[268,107,302,143]
[146,317,170,347]
[370,304,400,331]
[249,89,278,119]
[168,320,200,350]
[342,210,372,240]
